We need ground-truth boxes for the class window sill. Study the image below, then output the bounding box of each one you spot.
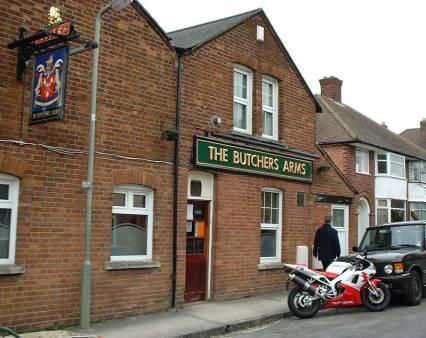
[0,264,26,275]
[375,174,407,181]
[261,134,278,142]
[105,260,161,271]
[258,262,284,270]
[356,171,370,176]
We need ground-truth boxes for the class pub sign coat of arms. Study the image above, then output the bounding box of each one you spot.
[31,46,69,124]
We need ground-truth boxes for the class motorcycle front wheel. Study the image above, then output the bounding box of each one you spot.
[361,281,391,311]
[288,286,321,319]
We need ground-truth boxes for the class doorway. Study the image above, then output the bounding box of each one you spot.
[331,204,349,256]
[357,198,370,245]
[185,201,209,302]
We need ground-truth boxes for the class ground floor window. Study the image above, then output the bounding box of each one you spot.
[260,188,282,263]
[376,199,405,225]
[0,173,19,265]
[111,185,153,261]
[410,202,426,221]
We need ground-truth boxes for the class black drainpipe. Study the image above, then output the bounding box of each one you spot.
[172,48,184,308]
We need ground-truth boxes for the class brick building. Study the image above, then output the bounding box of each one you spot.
[317,76,426,247]
[1,1,353,331]
[400,119,426,149]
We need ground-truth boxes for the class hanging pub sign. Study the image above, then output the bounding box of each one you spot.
[195,137,313,182]
[30,46,69,124]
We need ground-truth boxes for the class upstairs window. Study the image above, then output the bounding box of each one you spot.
[356,149,369,174]
[233,65,252,134]
[111,185,153,261]
[409,161,426,183]
[376,153,405,178]
[262,76,278,140]
[0,173,19,265]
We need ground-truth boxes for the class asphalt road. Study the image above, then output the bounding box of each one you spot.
[224,299,426,338]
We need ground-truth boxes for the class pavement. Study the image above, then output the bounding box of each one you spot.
[6,291,290,338]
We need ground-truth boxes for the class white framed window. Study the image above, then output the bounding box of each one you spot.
[410,202,426,220]
[376,153,405,178]
[0,173,19,265]
[376,199,405,225]
[111,185,153,261]
[233,65,252,134]
[262,76,278,140]
[409,161,426,183]
[356,149,369,174]
[260,188,282,263]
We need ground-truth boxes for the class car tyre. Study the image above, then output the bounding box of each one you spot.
[405,270,422,306]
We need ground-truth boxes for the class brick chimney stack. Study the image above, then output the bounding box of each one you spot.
[319,76,343,103]
[420,118,426,149]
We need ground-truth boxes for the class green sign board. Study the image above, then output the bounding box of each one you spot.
[195,138,312,182]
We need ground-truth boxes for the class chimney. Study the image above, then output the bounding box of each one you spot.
[319,76,343,103]
[420,118,426,149]
[381,122,388,129]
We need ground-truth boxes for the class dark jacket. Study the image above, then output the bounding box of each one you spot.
[313,223,341,261]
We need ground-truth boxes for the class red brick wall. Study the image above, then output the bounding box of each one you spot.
[178,13,317,161]
[211,173,320,299]
[0,2,358,331]
[312,152,355,256]
[0,0,178,330]
[321,144,376,246]
[178,13,352,298]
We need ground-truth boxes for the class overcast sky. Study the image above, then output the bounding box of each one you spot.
[140,0,425,134]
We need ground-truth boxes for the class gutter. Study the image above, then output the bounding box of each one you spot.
[172,48,184,308]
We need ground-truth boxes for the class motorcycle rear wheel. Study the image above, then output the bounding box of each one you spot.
[288,286,321,319]
[361,281,391,312]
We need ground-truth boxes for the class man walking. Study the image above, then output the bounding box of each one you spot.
[313,215,341,271]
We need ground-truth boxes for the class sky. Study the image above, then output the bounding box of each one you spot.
[140,0,426,134]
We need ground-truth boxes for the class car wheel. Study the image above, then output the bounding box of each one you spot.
[405,270,422,306]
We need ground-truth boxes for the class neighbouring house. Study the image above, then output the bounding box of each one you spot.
[317,76,426,249]
[400,119,426,149]
[400,120,426,219]
[0,1,354,331]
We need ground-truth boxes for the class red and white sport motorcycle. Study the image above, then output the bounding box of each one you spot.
[284,255,391,318]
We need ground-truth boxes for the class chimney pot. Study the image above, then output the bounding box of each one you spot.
[319,76,343,103]
[421,118,426,149]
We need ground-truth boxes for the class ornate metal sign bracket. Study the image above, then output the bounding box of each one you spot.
[7,9,98,81]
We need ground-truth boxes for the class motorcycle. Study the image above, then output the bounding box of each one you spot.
[284,255,391,319]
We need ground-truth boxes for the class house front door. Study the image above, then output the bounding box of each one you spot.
[331,204,349,256]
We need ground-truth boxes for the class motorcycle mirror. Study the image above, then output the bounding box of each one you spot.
[363,250,368,259]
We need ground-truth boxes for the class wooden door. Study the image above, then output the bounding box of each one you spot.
[184,201,208,302]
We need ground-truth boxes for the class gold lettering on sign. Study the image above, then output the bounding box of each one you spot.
[282,160,304,175]
[232,151,281,171]
[283,160,289,173]
[208,146,228,162]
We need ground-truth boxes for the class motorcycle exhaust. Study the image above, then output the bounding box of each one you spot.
[288,272,327,301]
